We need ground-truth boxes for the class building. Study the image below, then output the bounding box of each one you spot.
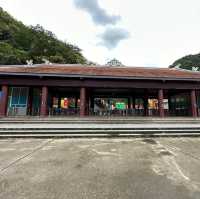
[0,64,200,118]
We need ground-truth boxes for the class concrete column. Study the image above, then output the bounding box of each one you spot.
[127,98,131,109]
[168,95,172,116]
[75,96,78,109]
[0,85,8,117]
[143,94,148,116]
[191,89,197,117]
[86,89,90,115]
[40,86,48,116]
[90,96,94,110]
[28,87,33,115]
[80,87,86,117]
[158,89,165,117]
[132,97,135,109]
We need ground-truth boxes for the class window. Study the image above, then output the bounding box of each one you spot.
[10,87,29,108]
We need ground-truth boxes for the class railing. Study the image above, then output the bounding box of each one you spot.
[28,108,40,116]
[48,108,80,117]
[6,107,191,117]
[168,108,190,116]
[89,108,159,117]
[7,107,40,116]
[7,107,19,116]
[147,109,159,117]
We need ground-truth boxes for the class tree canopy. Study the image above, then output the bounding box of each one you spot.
[169,53,200,71]
[0,7,87,65]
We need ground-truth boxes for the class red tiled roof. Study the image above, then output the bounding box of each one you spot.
[0,64,200,80]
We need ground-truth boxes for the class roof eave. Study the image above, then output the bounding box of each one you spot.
[0,72,199,82]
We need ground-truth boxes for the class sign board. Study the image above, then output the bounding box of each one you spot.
[61,98,69,108]
[115,102,126,110]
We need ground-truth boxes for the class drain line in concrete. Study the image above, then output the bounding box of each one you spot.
[0,139,53,174]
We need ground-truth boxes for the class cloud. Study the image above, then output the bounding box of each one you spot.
[74,0,130,49]
[74,0,121,25]
[98,27,130,49]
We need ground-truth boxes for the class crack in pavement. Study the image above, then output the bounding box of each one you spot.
[160,140,200,163]
[0,139,53,174]
[151,139,200,192]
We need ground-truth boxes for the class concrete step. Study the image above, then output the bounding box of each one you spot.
[1,122,200,128]
[0,128,200,138]
[0,128,200,133]
[1,133,200,138]
[0,119,200,138]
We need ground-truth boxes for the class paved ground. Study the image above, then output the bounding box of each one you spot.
[0,138,200,199]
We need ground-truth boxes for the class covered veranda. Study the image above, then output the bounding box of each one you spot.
[0,64,200,118]
[0,86,199,118]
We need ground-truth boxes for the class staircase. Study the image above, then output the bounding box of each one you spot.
[0,117,200,138]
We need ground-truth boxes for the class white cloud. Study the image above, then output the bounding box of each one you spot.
[73,0,121,26]
[98,27,130,49]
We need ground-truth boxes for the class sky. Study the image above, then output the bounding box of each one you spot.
[1,0,200,67]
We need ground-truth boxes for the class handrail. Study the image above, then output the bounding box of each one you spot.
[6,107,191,117]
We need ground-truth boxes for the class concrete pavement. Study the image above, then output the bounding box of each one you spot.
[0,138,200,199]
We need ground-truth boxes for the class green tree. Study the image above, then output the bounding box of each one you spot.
[170,53,200,71]
[0,7,87,65]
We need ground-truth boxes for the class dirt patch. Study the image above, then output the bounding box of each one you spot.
[142,139,157,145]
[159,151,173,156]
[75,164,82,169]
